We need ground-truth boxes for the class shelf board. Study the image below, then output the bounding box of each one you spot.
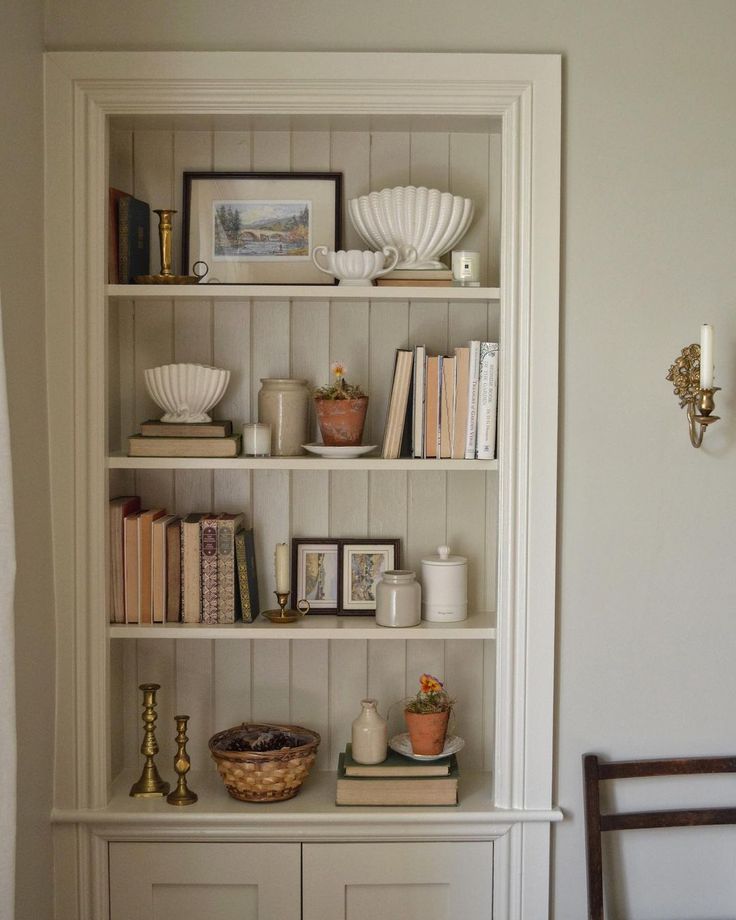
[52,769,562,835]
[107,453,498,471]
[107,284,500,302]
[109,609,496,640]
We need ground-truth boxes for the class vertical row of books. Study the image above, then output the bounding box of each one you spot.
[109,497,260,625]
[381,340,499,460]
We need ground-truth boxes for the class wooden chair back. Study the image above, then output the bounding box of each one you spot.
[583,753,736,920]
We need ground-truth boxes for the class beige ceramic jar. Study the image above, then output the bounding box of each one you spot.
[351,699,388,764]
[258,378,310,456]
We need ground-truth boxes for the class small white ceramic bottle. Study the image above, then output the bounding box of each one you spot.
[351,698,388,764]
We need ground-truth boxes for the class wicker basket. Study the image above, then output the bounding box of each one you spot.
[209,722,321,802]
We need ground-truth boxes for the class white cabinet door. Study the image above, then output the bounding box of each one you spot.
[109,842,300,920]
[302,841,494,920]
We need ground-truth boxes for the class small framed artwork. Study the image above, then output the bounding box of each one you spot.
[182,171,342,284]
[339,539,400,615]
[291,539,340,615]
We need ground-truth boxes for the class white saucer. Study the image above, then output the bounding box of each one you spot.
[389,732,465,761]
[303,443,377,459]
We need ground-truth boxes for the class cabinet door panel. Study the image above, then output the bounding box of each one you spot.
[109,842,300,920]
[302,841,493,920]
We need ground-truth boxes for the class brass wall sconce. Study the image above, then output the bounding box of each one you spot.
[666,325,720,449]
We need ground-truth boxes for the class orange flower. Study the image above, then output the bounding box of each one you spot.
[419,674,443,694]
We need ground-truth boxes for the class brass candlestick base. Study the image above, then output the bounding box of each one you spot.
[263,591,310,624]
[666,344,721,449]
[130,683,170,798]
[134,209,201,284]
[167,715,198,806]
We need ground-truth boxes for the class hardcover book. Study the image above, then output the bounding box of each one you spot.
[464,340,481,459]
[139,419,233,438]
[424,356,440,459]
[200,515,220,625]
[109,495,141,624]
[108,188,128,284]
[452,346,470,459]
[476,342,499,460]
[217,513,245,624]
[137,509,166,624]
[181,513,206,623]
[412,345,426,459]
[123,509,143,623]
[117,194,150,283]
[128,434,241,458]
[336,753,459,806]
[439,354,456,459]
[151,514,177,623]
[343,743,452,777]
[166,518,182,622]
[234,529,260,623]
[381,349,414,460]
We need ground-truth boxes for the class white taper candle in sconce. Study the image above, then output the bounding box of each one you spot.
[700,324,714,389]
[275,542,290,593]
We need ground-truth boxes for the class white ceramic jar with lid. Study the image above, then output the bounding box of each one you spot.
[420,545,468,622]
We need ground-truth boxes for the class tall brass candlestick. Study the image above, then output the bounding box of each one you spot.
[130,683,170,798]
[154,209,175,277]
[167,715,198,806]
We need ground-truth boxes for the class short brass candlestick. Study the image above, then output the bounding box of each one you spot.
[130,683,170,798]
[263,591,310,624]
[167,715,198,806]
[666,343,721,449]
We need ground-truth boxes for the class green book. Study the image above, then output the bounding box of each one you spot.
[344,743,453,777]
[234,528,260,623]
[336,753,459,806]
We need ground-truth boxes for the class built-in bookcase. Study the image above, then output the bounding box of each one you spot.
[47,52,560,920]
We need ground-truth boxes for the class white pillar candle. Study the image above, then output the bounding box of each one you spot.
[243,422,271,456]
[275,542,290,593]
[700,324,714,389]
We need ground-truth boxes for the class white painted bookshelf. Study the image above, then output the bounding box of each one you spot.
[46,51,560,920]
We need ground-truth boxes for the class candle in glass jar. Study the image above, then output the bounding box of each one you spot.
[275,543,290,593]
[243,422,271,456]
[700,324,714,389]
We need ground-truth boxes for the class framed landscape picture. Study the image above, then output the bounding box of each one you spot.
[291,539,340,615]
[340,539,400,615]
[183,172,342,284]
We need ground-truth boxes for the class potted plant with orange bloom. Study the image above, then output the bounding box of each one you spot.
[404,674,454,756]
[313,361,368,446]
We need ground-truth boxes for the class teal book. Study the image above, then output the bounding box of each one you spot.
[235,529,260,622]
[344,743,453,777]
[117,194,150,283]
[336,752,459,806]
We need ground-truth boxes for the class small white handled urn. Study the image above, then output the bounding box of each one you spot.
[311,246,399,286]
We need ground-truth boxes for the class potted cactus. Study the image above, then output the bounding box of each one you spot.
[313,362,368,446]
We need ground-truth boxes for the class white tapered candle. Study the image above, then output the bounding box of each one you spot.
[700,324,714,389]
[275,542,290,593]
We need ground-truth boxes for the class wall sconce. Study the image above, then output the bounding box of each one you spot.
[666,324,720,449]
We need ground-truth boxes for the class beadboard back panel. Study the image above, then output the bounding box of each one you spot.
[107,124,500,779]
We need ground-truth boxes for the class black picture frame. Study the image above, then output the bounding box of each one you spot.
[291,538,341,615]
[338,538,401,616]
[182,171,342,285]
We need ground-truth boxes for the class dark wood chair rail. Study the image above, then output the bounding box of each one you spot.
[583,752,736,920]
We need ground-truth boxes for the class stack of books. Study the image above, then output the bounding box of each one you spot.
[109,497,260,625]
[375,268,453,288]
[336,743,459,806]
[128,419,241,458]
[381,340,499,460]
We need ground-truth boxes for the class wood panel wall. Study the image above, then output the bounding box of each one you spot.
[108,124,501,780]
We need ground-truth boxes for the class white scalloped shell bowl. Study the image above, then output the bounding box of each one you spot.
[144,363,231,424]
[348,186,475,270]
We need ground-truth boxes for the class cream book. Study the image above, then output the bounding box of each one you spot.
[336,753,459,806]
[128,434,241,458]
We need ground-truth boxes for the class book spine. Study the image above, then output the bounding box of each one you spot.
[217,519,237,624]
[181,517,202,623]
[235,531,253,622]
[200,517,219,625]
[476,342,499,460]
[166,520,181,622]
[118,197,130,283]
[464,340,481,459]
[412,346,426,459]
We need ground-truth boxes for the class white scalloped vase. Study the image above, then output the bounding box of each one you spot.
[144,363,231,423]
[348,186,475,270]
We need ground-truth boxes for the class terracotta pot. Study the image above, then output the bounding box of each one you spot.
[404,708,450,756]
[314,396,368,446]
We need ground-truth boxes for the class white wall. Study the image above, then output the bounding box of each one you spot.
[43,1,736,917]
[0,1,55,919]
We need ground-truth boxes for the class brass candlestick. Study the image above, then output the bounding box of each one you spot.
[167,715,198,806]
[133,208,202,284]
[130,683,170,798]
[666,343,721,449]
[263,591,310,624]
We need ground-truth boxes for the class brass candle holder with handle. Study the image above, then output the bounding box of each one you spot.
[263,591,311,624]
[134,209,207,284]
